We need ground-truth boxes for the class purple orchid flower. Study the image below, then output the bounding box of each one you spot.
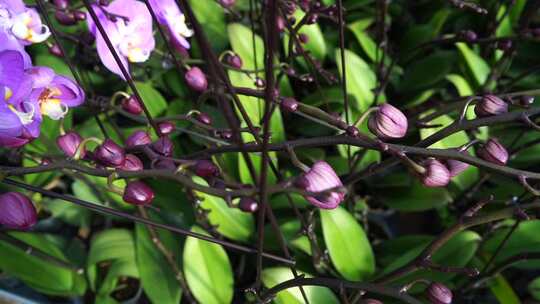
[0,50,38,147]
[0,30,31,67]
[87,0,155,79]
[26,66,85,121]
[0,0,50,45]
[148,0,193,49]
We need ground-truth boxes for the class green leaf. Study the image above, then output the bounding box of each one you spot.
[262,267,339,304]
[189,0,227,50]
[0,233,85,296]
[335,49,377,113]
[129,82,168,117]
[320,206,375,281]
[349,22,381,62]
[183,226,234,304]
[528,277,540,300]
[456,42,491,87]
[34,54,73,78]
[228,23,264,70]
[136,224,182,304]
[192,177,255,242]
[446,74,474,97]
[400,51,455,92]
[483,220,540,269]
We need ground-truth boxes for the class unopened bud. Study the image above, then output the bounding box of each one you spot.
[475,95,508,117]
[478,138,508,166]
[420,159,451,187]
[185,67,208,92]
[368,104,408,139]
[426,282,452,304]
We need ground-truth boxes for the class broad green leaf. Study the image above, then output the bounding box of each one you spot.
[349,23,380,62]
[0,233,85,296]
[129,82,167,117]
[189,0,227,50]
[136,224,181,304]
[335,49,377,113]
[320,206,375,281]
[446,74,473,97]
[228,23,264,70]
[400,51,455,92]
[456,42,491,87]
[528,277,540,300]
[376,235,432,268]
[192,177,254,242]
[483,220,540,269]
[489,274,520,304]
[262,267,339,304]
[44,198,92,228]
[183,226,233,304]
[264,219,311,255]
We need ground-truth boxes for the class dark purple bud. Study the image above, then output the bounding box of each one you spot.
[299,33,309,44]
[41,158,52,165]
[0,192,37,230]
[48,43,64,57]
[361,300,383,304]
[475,95,508,117]
[53,0,69,9]
[421,159,451,187]
[520,95,535,107]
[284,66,296,76]
[218,0,235,8]
[121,95,143,115]
[461,30,477,42]
[226,53,243,69]
[73,10,86,21]
[446,151,470,177]
[220,129,233,139]
[123,181,154,205]
[238,197,258,213]
[496,39,512,51]
[254,77,265,88]
[158,121,175,135]
[57,131,84,158]
[119,154,143,171]
[277,16,286,32]
[368,104,408,139]
[281,97,298,113]
[126,130,152,148]
[284,1,296,15]
[152,137,174,157]
[185,67,208,92]
[55,11,77,25]
[196,112,212,125]
[298,161,345,209]
[99,0,109,5]
[95,139,126,167]
[306,14,318,24]
[153,159,176,170]
[427,282,452,304]
[478,138,508,166]
[346,126,359,137]
[194,160,219,177]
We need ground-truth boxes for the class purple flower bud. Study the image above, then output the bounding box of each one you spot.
[152,137,174,157]
[226,53,243,69]
[281,97,299,113]
[421,159,451,187]
[158,121,175,135]
[306,14,318,24]
[122,95,143,115]
[427,282,452,304]
[126,131,152,148]
[520,95,535,107]
[123,181,155,206]
[48,43,64,57]
[346,126,360,137]
[445,151,470,177]
[277,16,286,32]
[238,197,258,213]
[0,192,37,230]
[368,104,408,139]
[220,129,233,139]
[461,30,477,42]
[57,132,84,158]
[478,138,508,166]
[218,0,235,8]
[297,161,345,209]
[254,77,266,88]
[53,0,69,9]
[496,39,512,51]
[153,159,176,170]
[299,33,309,44]
[475,95,508,117]
[194,160,219,177]
[95,139,126,167]
[185,67,208,92]
[119,154,143,171]
[55,11,77,25]
[196,112,212,125]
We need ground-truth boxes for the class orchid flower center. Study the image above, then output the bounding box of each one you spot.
[8,103,34,125]
[3,87,13,101]
[39,87,68,120]
[10,11,50,43]
[116,20,150,63]
[168,14,193,38]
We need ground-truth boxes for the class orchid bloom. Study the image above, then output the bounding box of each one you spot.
[0,50,37,147]
[26,66,85,121]
[87,0,155,79]
[148,0,193,49]
[0,0,50,45]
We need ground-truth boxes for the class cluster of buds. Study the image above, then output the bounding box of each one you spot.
[53,0,87,26]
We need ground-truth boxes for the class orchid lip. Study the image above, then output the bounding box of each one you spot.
[9,102,35,125]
